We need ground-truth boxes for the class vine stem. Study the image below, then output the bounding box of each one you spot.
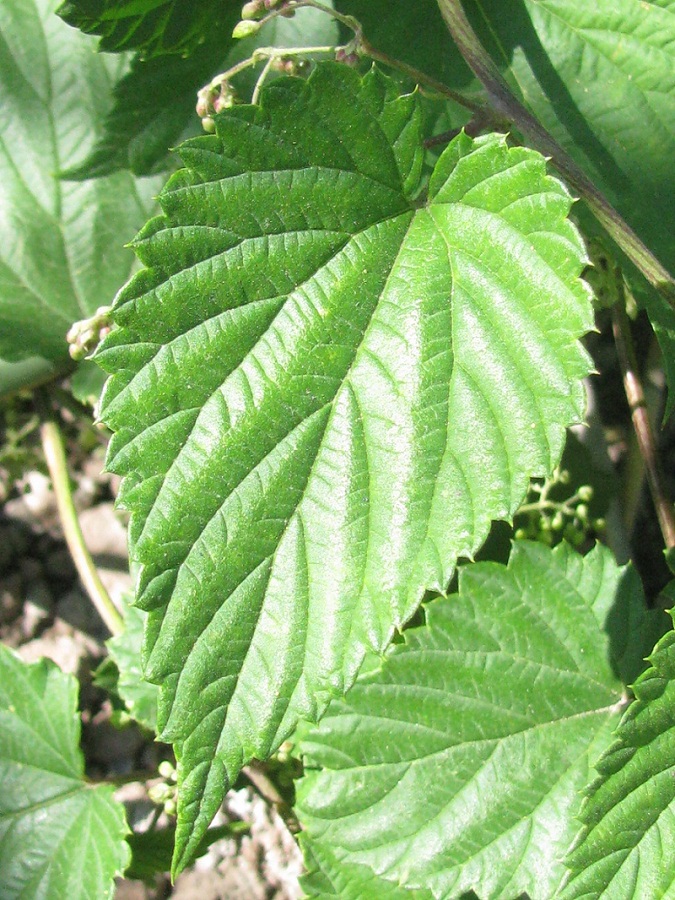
[611,303,675,551]
[434,0,675,312]
[37,392,124,636]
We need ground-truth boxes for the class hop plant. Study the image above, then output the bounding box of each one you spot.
[514,469,606,548]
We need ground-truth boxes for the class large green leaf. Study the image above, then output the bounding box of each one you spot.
[0,645,130,899]
[560,617,675,899]
[0,0,156,391]
[96,63,594,871]
[63,3,337,179]
[296,542,649,900]
[57,0,236,56]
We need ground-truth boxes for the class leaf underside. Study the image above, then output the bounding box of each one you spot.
[0,0,155,381]
[560,618,675,899]
[97,63,594,871]
[296,541,643,900]
[0,646,129,899]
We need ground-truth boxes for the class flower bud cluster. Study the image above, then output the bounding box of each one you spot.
[148,760,178,817]
[237,0,295,26]
[335,46,360,67]
[66,307,112,360]
[196,80,238,132]
[513,469,606,548]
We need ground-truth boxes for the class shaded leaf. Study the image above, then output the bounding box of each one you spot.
[560,617,675,899]
[62,3,337,178]
[57,0,233,57]
[0,0,157,379]
[125,823,240,883]
[0,645,129,899]
[296,542,640,900]
[107,600,159,731]
[96,64,594,872]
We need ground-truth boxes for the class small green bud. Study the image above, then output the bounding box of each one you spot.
[241,0,263,18]
[202,116,216,133]
[67,306,112,359]
[233,19,261,38]
[158,760,175,780]
[540,516,552,532]
[551,511,565,531]
[577,484,594,502]
[576,504,589,521]
[514,527,528,541]
[593,517,606,532]
[148,783,171,804]
[557,469,571,485]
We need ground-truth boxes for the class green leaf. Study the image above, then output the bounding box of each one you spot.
[300,834,435,899]
[106,600,159,731]
[96,64,594,872]
[57,0,238,57]
[0,644,130,899]
[70,359,108,406]
[0,358,62,400]
[62,3,337,179]
[468,0,675,404]
[338,0,475,92]
[125,823,239,883]
[296,542,642,900]
[0,0,157,379]
[560,618,675,899]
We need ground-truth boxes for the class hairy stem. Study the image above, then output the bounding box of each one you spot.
[37,393,123,636]
[435,0,675,311]
[611,304,675,551]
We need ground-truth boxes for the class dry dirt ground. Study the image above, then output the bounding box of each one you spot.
[1,450,303,899]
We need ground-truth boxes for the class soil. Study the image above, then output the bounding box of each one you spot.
[0,441,303,900]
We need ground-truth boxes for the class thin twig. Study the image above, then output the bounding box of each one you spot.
[434,0,675,312]
[612,303,675,551]
[37,391,124,636]
[243,762,299,832]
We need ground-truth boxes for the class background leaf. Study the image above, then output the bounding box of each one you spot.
[296,542,649,900]
[560,617,675,899]
[62,3,338,179]
[0,645,130,899]
[56,0,234,57]
[464,0,675,408]
[106,600,158,731]
[0,0,157,392]
[96,64,594,872]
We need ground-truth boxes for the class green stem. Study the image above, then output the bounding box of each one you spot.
[37,393,123,636]
[435,0,675,311]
